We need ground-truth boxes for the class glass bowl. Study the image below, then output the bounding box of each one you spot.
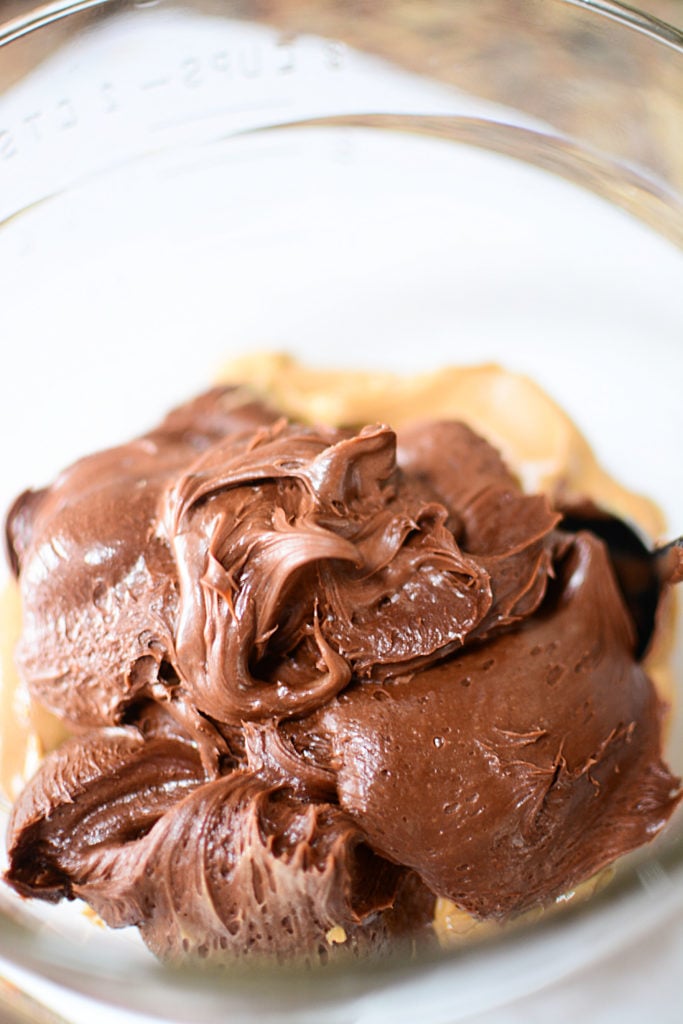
[0,1,682,1021]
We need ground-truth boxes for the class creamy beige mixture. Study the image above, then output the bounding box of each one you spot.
[219,354,664,536]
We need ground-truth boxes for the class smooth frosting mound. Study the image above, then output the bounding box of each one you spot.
[288,533,677,918]
[4,384,681,963]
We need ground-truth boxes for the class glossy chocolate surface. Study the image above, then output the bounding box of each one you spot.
[5,388,680,962]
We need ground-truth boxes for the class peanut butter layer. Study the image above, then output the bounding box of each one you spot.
[0,582,68,804]
[218,353,665,538]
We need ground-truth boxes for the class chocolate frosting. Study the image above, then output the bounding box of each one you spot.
[4,387,681,962]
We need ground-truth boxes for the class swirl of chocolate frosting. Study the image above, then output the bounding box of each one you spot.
[4,386,681,962]
[160,417,553,723]
[7,704,409,963]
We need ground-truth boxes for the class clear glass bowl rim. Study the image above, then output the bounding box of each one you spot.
[0,0,683,52]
